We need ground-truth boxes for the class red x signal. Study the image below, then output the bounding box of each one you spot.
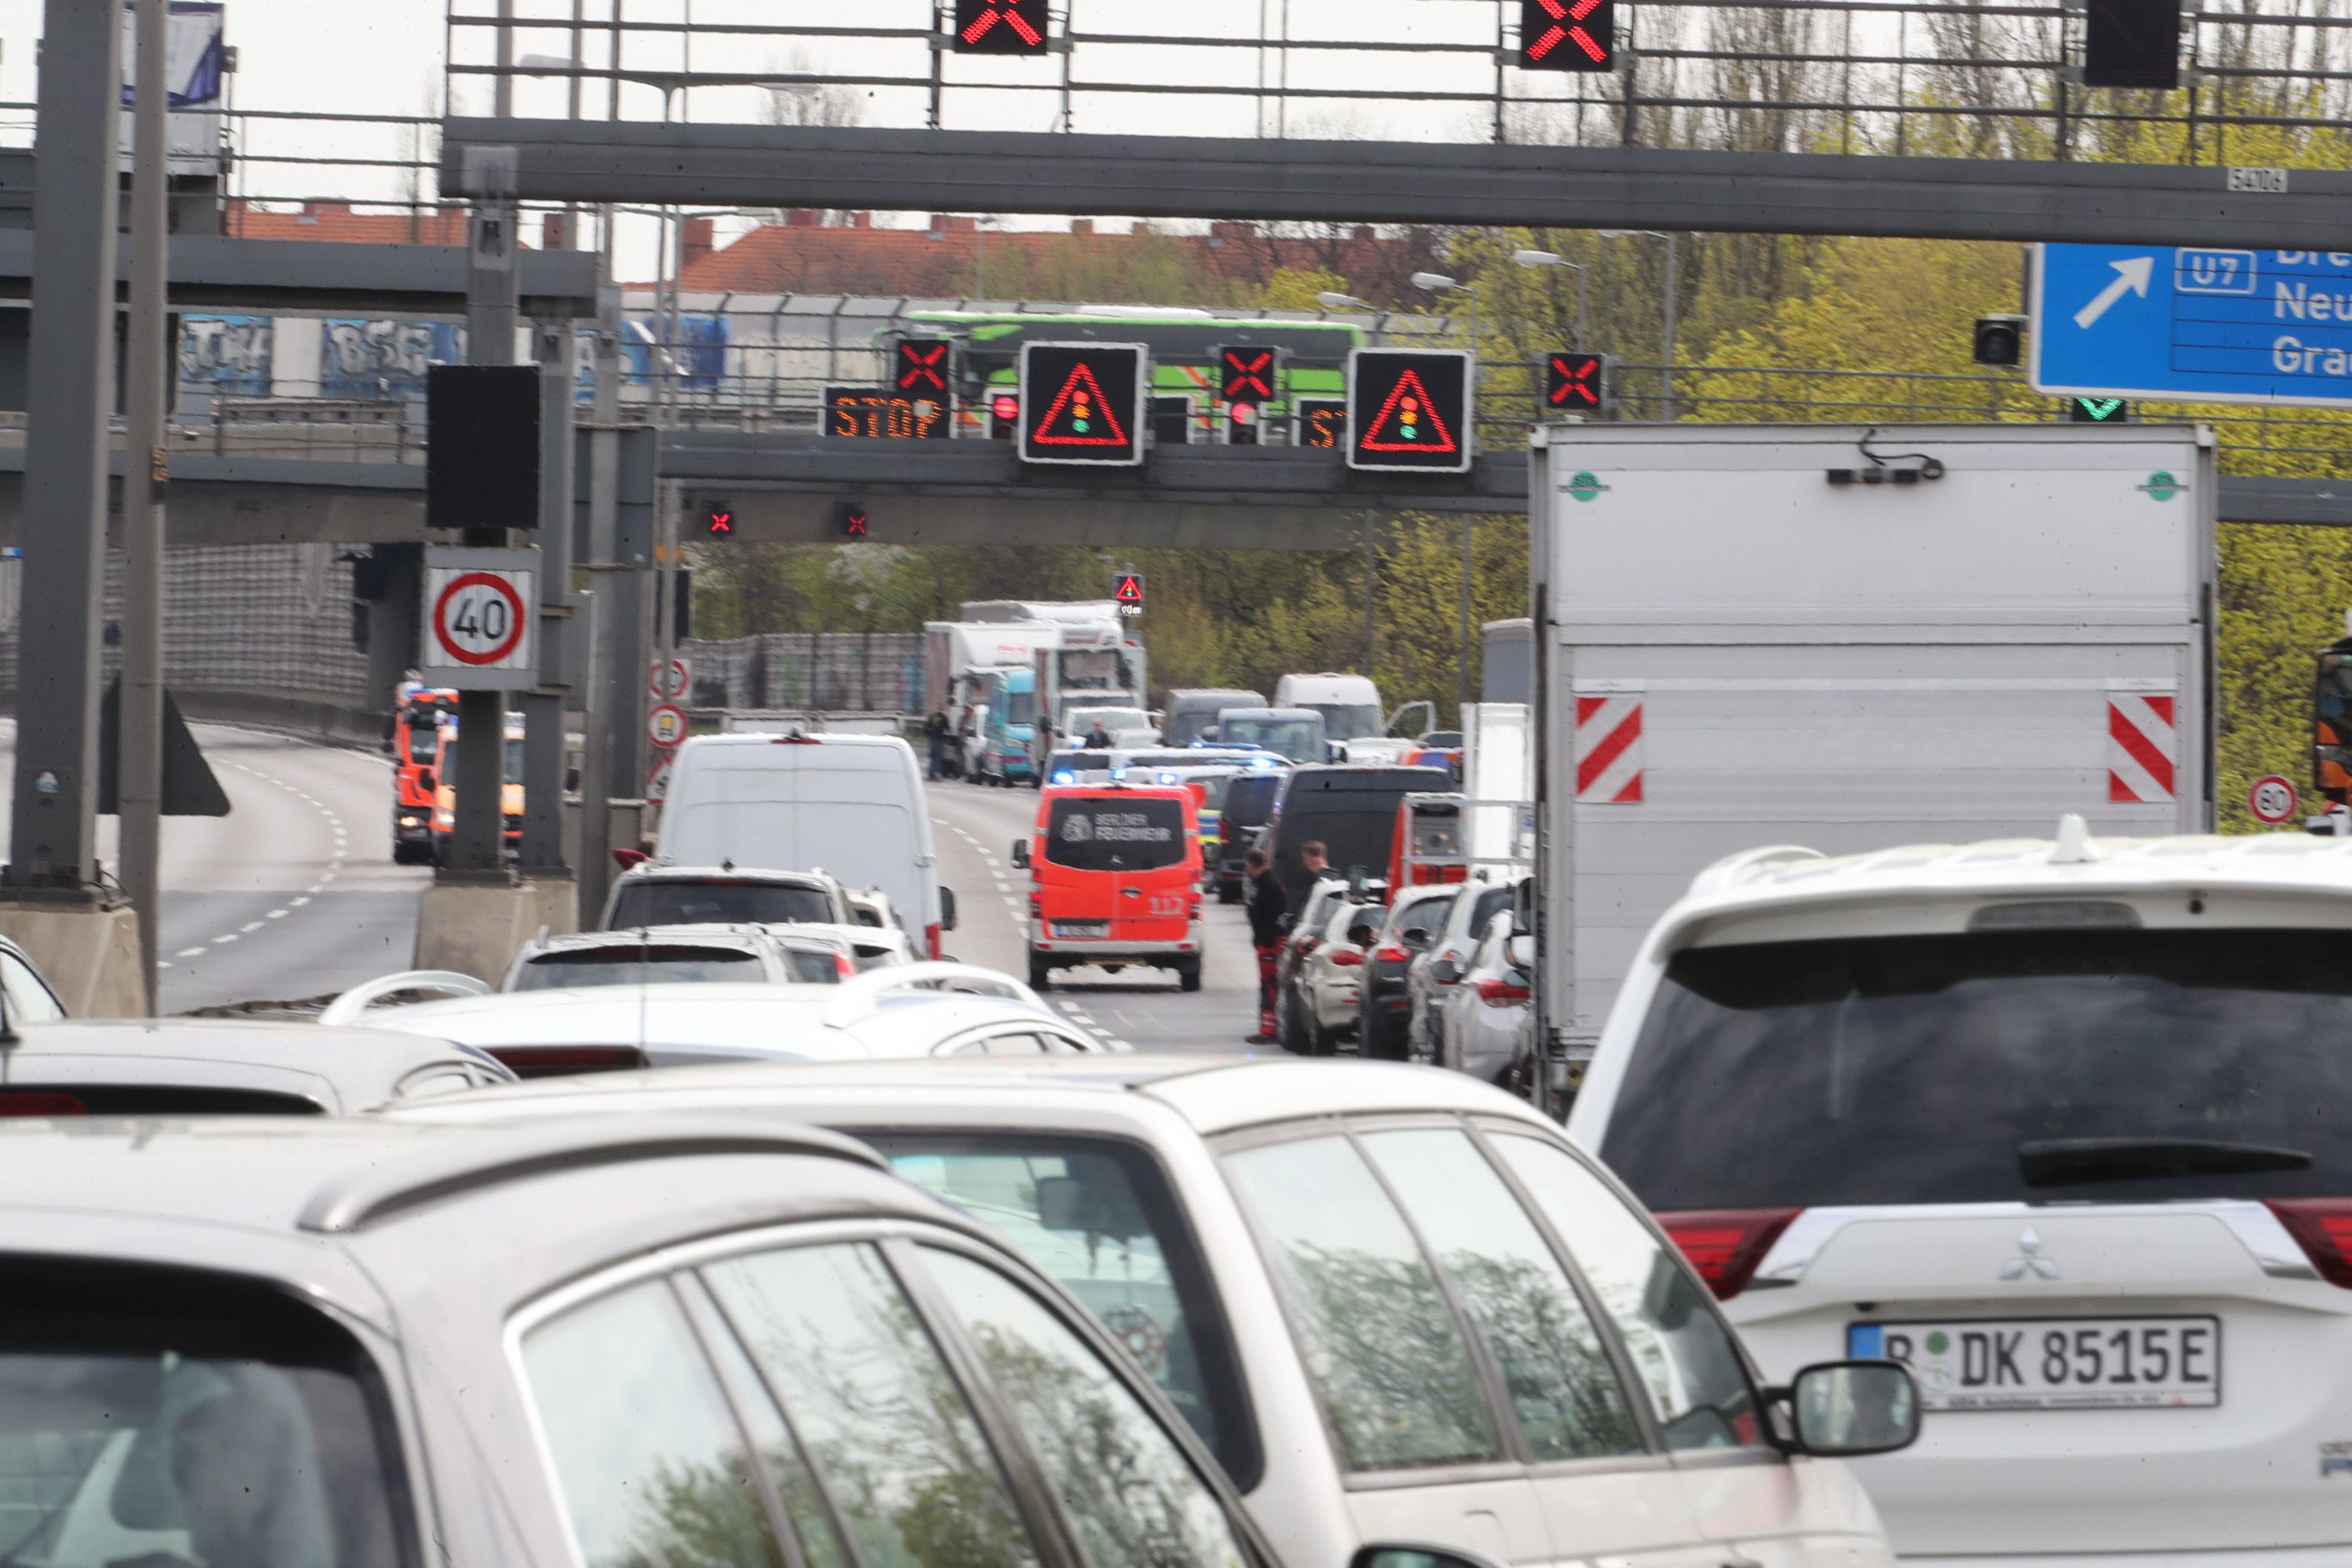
[705,508,733,536]
[895,341,949,394]
[1549,354,1600,407]
[1527,0,1609,64]
[1221,349,1275,404]
[959,0,1043,48]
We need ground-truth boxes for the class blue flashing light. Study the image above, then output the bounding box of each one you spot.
[1157,771,1179,784]
[1249,754,1277,769]
[1050,769,1075,784]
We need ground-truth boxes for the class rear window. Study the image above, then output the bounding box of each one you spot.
[1044,799,1186,873]
[1219,718,1320,761]
[0,1261,409,1568]
[781,946,844,983]
[1277,807,1400,882]
[514,946,765,989]
[1606,928,2352,1209]
[608,879,833,927]
[1218,775,1281,829]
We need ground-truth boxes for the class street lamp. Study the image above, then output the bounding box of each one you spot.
[1512,248,1590,351]
[1409,272,1481,358]
[1316,291,1367,310]
[1600,230,1680,420]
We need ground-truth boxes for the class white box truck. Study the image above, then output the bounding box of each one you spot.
[1530,422,2218,1081]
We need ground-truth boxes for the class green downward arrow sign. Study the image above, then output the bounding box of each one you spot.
[2077,397,2123,421]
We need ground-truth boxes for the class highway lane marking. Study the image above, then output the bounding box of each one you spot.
[290,897,310,908]
[207,758,358,957]
[211,934,237,945]
[175,947,205,959]
[238,921,265,934]
[266,909,287,919]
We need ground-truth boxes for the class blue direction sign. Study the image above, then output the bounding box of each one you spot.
[2034,243,2352,408]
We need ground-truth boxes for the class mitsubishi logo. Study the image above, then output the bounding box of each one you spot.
[2000,1227,2061,1282]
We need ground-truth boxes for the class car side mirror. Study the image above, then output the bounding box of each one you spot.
[612,847,649,870]
[1010,840,1030,869]
[1507,934,1534,969]
[1352,1546,1510,1568]
[1776,1361,1921,1458]
[1430,957,1462,984]
[940,886,959,932]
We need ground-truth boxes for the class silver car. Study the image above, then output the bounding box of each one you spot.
[1433,910,1533,1087]
[1405,879,1516,1064]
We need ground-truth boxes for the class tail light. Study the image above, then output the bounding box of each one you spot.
[1375,945,1409,965]
[1330,949,1364,967]
[2266,1199,2352,1288]
[925,922,943,959]
[0,1092,84,1117]
[1029,894,1042,919]
[1473,978,1530,1007]
[489,1046,648,1079]
[612,847,649,869]
[833,952,856,980]
[1657,1208,1803,1300]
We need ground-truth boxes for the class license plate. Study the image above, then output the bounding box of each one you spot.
[1847,1316,2219,1412]
[1053,921,1110,938]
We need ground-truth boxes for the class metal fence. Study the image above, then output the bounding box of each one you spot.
[679,633,925,714]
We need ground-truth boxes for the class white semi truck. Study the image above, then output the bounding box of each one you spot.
[1528,422,2218,1096]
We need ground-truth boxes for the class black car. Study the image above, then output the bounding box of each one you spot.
[1356,884,1463,1061]
[1209,770,1285,902]
[1260,763,1455,909]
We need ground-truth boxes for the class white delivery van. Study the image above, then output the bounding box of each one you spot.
[654,733,955,958]
[1529,423,2216,1091]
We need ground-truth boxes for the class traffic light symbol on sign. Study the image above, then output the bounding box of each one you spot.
[1547,352,1606,411]
[1218,346,1277,407]
[1019,343,1147,466]
[894,339,952,395]
[1114,573,1145,608]
[954,0,1046,52]
[1361,371,1459,453]
[1521,0,1613,70]
[1033,364,1130,448]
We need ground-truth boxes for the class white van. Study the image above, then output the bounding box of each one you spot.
[655,733,956,958]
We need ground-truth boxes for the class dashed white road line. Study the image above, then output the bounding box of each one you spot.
[174,759,357,959]
[175,946,205,959]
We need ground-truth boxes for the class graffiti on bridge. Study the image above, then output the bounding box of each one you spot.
[322,319,466,398]
[177,315,273,398]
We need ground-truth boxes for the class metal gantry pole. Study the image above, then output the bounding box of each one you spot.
[578,225,625,922]
[451,194,520,875]
[1662,234,1680,421]
[517,316,576,876]
[119,0,173,1011]
[9,0,124,895]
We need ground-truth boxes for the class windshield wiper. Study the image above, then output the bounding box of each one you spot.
[2019,1136,2314,1188]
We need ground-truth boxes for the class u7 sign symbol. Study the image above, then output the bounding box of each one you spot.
[420,548,538,691]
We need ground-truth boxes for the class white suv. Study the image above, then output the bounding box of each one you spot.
[1568,816,2352,1565]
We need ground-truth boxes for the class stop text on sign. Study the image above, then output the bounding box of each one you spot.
[824,385,950,440]
[420,547,539,692]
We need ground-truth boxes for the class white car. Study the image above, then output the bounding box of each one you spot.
[1298,895,1381,1054]
[842,889,919,966]
[329,962,1107,1075]
[1406,878,1517,1062]
[601,863,851,928]
[1429,908,1534,1087]
[502,925,830,990]
[398,1054,1914,1568]
[1569,815,2352,1565]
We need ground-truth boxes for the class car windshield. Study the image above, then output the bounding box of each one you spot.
[1044,798,1186,872]
[403,721,440,761]
[1219,719,1320,762]
[608,879,834,927]
[1003,688,1038,726]
[514,945,766,989]
[502,738,525,783]
[1306,702,1382,742]
[1605,928,2352,1209]
[0,1262,408,1568]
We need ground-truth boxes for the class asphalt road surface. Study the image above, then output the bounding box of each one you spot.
[0,721,427,1014]
[925,775,1263,1055]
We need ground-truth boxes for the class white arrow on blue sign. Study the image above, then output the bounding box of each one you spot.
[2032,242,2352,408]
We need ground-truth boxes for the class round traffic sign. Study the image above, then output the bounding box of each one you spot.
[649,658,690,701]
[648,704,689,750]
[2249,774,2300,825]
[431,572,528,667]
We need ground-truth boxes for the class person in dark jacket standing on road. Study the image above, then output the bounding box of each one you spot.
[1245,848,1289,1044]
[923,708,951,780]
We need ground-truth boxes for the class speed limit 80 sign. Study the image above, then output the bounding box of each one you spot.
[420,547,538,691]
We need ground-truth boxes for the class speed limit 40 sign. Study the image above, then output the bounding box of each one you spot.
[420,548,538,691]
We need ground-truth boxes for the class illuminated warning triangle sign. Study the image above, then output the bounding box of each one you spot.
[1114,573,1144,603]
[1357,368,1461,454]
[1032,362,1132,447]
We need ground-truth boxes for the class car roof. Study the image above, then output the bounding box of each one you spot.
[1283,764,1455,791]
[530,926,772,952]
[356,984,1074,1055]
[0,1114,889,1250]
[395,1054,1554,1140]
[683,732,906,750]
[617,864,836,887]
[1674,819,2352,926]
[1042,782,1191,801]
[0,1020,498,1108]
[1220,707,1318,720]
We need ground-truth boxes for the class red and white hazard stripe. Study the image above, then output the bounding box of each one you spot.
[1575,693,1644,805]
[2106,689,2177,805]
